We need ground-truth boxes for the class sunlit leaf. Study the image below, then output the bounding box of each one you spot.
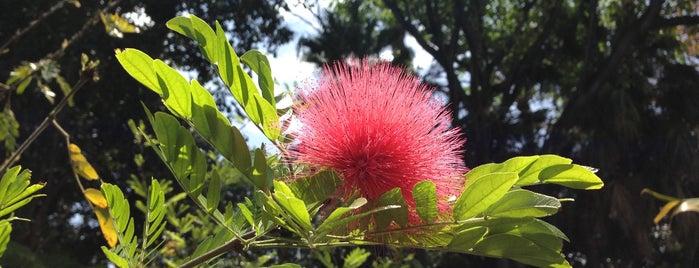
[484,189,561,218]
[272,181,312,232]
[671,198,699,218]
[317,200,399,238]
[55,75,74,107]
[241,50,275,107]
[101,246,129,268]
[0,166,45,218]
[448,226,487,250]
[465,155,540,184]
[289,170,341,205]
[413,181,437,224]
[0,220,11,258]
[100,12,139,38]
[453,172,518,220]
[653,200,680,224]
[115,48,160,94]
[237,202,255,228]
[539,164,604,189]
[85,188,108,209]
[206,172,222,211]
[153,60,192,119]
[316,198,367,237]
[94,206,118,248]
[517,155,572,186]
[145,179,167,249]
[343,248,371,268]
[68,143,99,180]
[166,15,218,63]
[7,62,35,94]
[375,188,409,229]
[252,148,269,190]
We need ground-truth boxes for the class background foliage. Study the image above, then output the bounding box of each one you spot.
[0,0,698,267]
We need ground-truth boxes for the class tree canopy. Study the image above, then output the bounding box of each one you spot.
[298,0,699,266]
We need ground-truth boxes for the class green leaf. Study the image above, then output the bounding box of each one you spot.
[465,155,603,190]
[448,226,488,250]
[153,60,192,119]
[115,48,160,94]
[465,156,540,183]
[150,112,190,179]
[0,166,46,218]
[472,233,569,267]
[191,227,235,259]
[509,219,569,245]
[484,189,561,218]
[188,79,217,138]
[252,148,269,190]
[0,220,11,258]
[343,248,371,268]
[272,181,313,232]
[0,166,21,204]
[517,155,572,186]
[289,170,342,204]
[539,164,604,189]
[101,183,138,263]
[213,22,258,107]
[375,188,409,229]
[145,179,167,248]
[166,15,218,63]
[316,198,367,237]
[214,21,236,93]
[413,181,437,224]
[241,50,275,107]
[237,202,255,229]
[453,172,518,221]
[189,80,251,173]
[207,172,222,211]
[102,246,129,268]
[245,94,281,140]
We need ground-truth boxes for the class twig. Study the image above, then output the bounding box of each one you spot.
[0,1,66,54]
[0,72,90,174]
[53,119,92,206]
[1,0,122,93]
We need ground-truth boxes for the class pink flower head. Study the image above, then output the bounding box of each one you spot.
[292,59,467,221]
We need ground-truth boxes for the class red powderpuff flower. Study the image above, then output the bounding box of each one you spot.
[292,59,467,222]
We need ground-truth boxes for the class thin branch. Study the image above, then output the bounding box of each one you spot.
[0,1,66,54]
[0,0,123,173]
[0,73,91,174]
[52,119,91,203]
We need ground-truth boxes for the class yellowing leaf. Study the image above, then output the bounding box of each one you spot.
[100,11,139,38]
[653,200,680,224]
[69,143,99,180]
[84,188,107,209]
[94,207,118,248]
[671,198,699,218]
